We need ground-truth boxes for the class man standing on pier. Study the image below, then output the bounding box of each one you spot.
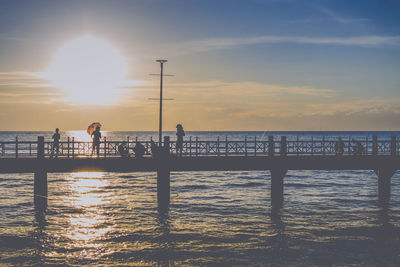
[51,128,60,158]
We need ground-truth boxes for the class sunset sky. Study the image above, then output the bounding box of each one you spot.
[0,0,399,131]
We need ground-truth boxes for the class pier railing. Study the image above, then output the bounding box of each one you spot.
[0,136,399,158]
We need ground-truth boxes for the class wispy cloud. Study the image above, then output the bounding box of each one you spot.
[0,34,28,42]
[120,79,400,121]
[166,80,336,98]
[0,71,62,104]
[0,71,53,87]
[170,35,400,55]
[0,72,399,130]
[319,7,370,24]
[306,99,400,116]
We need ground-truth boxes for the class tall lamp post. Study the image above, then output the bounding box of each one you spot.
[156,59,167,145]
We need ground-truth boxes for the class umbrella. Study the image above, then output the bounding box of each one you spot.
[87,122,102,136]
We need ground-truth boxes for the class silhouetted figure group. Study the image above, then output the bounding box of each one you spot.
[335,137,365,156]
[50,123,186,158]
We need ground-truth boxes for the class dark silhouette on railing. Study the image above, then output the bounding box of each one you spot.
[118,141,130,158]
[133,141,146,158]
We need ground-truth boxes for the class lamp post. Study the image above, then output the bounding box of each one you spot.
[156,59,167,145]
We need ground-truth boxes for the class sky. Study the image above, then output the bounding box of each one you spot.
[0,0,399,131]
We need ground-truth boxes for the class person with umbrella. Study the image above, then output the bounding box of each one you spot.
[88,123,102,157]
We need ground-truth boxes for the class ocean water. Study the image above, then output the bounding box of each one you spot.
[0,131,399,266]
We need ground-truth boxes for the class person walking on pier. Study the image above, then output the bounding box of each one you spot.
[91,126,102,157]
[51,128,60,158]
[176,124,185,156]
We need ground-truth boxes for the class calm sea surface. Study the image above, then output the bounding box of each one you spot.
[0,131,399,266]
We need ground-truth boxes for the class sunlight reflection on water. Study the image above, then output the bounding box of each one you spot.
[58,172,115,260]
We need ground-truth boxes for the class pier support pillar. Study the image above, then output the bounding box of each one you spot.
[34,171,47,210]
[268,136,274,156]
[270,168,287,209]
[156,136,171,212]
[157,168,170,208]
[375,168,396,204]
[34,136,47,210]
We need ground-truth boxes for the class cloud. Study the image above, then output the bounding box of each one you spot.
[0,71,142,105]
[0,72,398,130]
[157,80,400,130]
[306,99,400,116]
[0,71,62,104]
[0,71,53,87]
[319,7,371,24]
[0,34,30,42]
[170,35,400,55]
[125,80,400,128]
[165,80,336,99]
[225,98,400,121]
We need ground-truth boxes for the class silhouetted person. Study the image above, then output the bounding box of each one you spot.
[335,137,344,156]
[133,142,146,158]
[176,124,185,156]
[150,140,161,158]
[91,126,101,157]
[51,128,60,158]
[352,140,364,155]
[118,142,130,158]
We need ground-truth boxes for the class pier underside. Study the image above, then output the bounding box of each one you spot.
[1,155,398,209]
[0,155,399,173]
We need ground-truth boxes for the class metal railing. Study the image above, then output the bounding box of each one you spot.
[0,136,398,158]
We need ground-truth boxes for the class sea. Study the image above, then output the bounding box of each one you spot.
[0,131,399,266]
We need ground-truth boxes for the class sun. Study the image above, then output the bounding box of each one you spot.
[43,36,128,104]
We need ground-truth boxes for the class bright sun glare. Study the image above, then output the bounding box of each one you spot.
[44,36,128,104]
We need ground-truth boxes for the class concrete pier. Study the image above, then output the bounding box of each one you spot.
[156,136,171,209]
[0,135,398,210]
[375,168,396,204]
[34,136,47,210]
[157,168,170,208]
[34,171,47,210]
[270,169,287,209]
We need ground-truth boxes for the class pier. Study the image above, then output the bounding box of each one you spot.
[1,135,399,210]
